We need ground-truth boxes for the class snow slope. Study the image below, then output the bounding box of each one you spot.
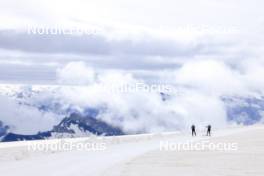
[109,125,264,176]
[0,125,262,176]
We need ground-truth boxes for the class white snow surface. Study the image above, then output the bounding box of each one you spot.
[0,125,263,176]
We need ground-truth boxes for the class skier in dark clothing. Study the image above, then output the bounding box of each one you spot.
[191,125,196,136]
[206,125,211,136]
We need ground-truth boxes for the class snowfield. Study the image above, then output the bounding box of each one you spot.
[0,125,263,176]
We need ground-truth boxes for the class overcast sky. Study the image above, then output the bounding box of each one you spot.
[1,0,264,133]
[0,0,264,84]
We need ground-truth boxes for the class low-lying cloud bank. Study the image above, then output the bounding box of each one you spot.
[53,60,264,133]
[1,59,264,135]
[0,95,61,134]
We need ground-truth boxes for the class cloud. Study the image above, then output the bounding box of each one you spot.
[0,28,254,76]
[51,61,229,133]
[2,59,264,134]
[51,60,264,133]
[0,0,264,134]
[174,60,245,95]
[0,30,202,57]
[0,95,61,134]
[57,62,96,85]
[172,59,264,96]
[0,30,110,55]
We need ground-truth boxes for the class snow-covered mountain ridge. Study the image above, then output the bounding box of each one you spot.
[0,84,263,142]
